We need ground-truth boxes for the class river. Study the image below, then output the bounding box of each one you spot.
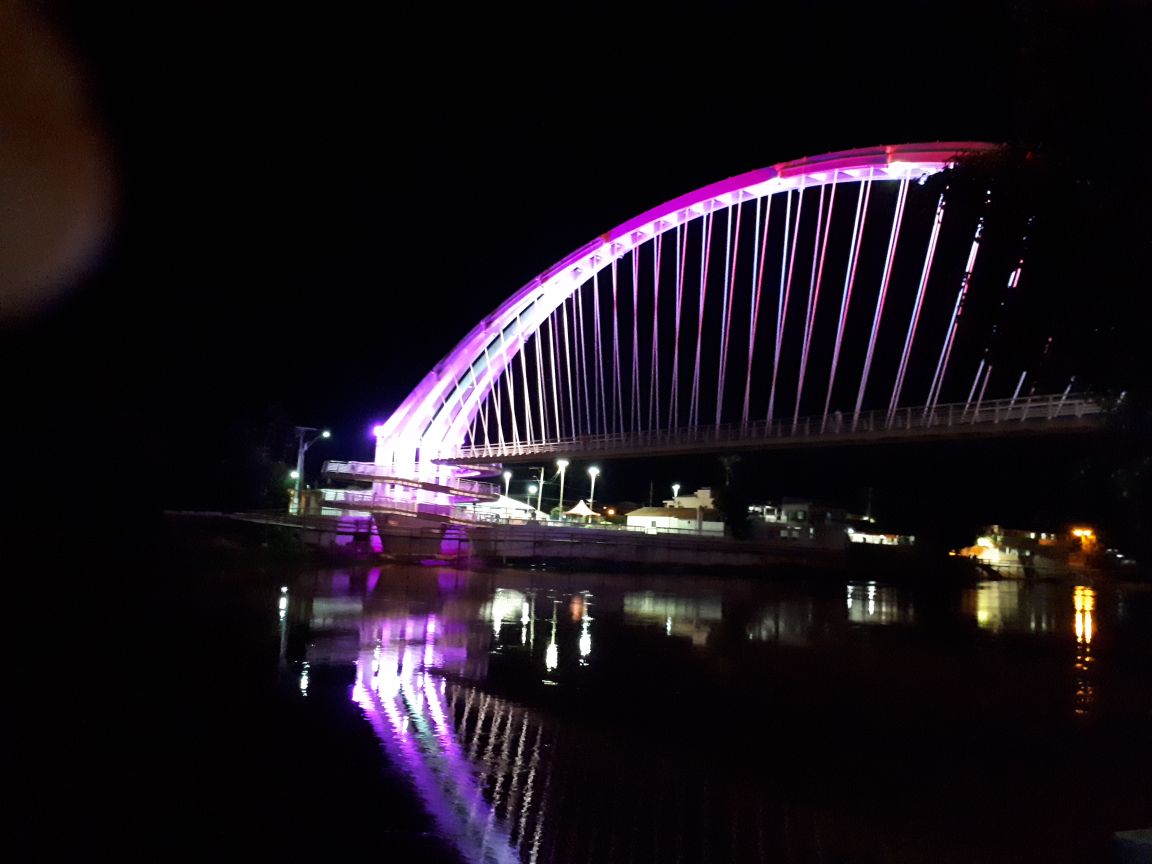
[253,565,1151,863]
[33,561,1149,860]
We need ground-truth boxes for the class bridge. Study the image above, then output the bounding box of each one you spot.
[437,394,1101,464]
[322,142,1106,515]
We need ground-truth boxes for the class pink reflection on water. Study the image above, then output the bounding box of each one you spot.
[351,611,522,864]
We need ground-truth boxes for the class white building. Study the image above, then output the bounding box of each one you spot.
[664,486,715,509]
[625,505,724,534]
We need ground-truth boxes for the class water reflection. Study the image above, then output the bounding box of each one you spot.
[281,566,1149,864]
[962,580,1103,718]
[964,580,1063,634]
[544,604,558,673]
[1073,584,1095,646]
[1073,585,1096,717]
[577,604,592,665]
[352,620,529,864]
[485,588,529,641]
[846,581,914,625]
[624,591,721,645]
[746,597,818,645]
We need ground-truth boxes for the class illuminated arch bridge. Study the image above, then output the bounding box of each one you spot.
[323,142,1102,517]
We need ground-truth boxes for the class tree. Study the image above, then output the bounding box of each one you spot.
[714,455,752,540]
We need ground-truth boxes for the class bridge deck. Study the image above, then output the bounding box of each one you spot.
[436,396,1103,465]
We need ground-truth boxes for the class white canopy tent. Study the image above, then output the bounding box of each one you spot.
[465,493,547,521]
[565,499,597,520]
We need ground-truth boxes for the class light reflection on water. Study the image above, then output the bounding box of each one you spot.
[352,615,525,864]
[964,578,1074,634]
[624,591,722,645]
[284,567,1150,864]
[1073,585,1096,716]
[846,581,914,625]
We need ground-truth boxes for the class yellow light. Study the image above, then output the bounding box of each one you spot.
[606,508,615,515]
[1073,586,1097,644]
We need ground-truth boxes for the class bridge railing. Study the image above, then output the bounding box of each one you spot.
[438,394,1102,460]
[319,488,735,533]
[322,461,500,498]
[321,488,466,521]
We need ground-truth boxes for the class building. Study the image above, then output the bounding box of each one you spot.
[624,505,724,535]
[845,528,915,546]
[664,486,715,509]
[625,486,725,534]
[746,497,851,549]
[956,525,1098,574]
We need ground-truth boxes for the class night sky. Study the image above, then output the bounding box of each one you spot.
[4,2,1150,551]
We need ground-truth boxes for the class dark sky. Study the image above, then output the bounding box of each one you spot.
[4,1,1150,540]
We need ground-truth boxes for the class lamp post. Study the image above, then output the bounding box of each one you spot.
[556,459,569,518]
[292,426,331,514]
[502,470,512,498]
[672,483,680,505]
[536,467,545,514]
[587,466,600,518]
[527,483,538,512]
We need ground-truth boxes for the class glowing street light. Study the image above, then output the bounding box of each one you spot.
[292,426,331,514]
[289,470,300,480]
[502,470,512,498]
[671,483,680,503]
[556,459,569,518]
[527,483,538,511]
[587,466,600,516]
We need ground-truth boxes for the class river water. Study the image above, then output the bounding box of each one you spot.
[258,565,1151,863]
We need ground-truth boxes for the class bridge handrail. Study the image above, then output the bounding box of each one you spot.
[437,394,1102,460]
[322,461,500,498]
[321,488,464,520]
[319,489,835,538]
[320,488,722,533]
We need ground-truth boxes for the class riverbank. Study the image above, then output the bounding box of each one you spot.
[160,510,1001,581]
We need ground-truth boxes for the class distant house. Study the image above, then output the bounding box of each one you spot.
[957,525,1097,574]
[624,505,724,534]
[664,486,715,509]
[745,497,851,549]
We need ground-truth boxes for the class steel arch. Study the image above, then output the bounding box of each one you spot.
[377,142,1000,465]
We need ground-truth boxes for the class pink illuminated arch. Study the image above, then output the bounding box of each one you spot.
[376,142,1000,465]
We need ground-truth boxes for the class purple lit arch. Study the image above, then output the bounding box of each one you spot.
[375,142,999,467]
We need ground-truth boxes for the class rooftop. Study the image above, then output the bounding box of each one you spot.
[626,506,722,519]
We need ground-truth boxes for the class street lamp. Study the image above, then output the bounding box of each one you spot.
[292,426,331,515]
[527,483,538,512]
[556,459,569,518]
[672,483,680,504]
[587,466,600,517]
[502,470,512,498]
